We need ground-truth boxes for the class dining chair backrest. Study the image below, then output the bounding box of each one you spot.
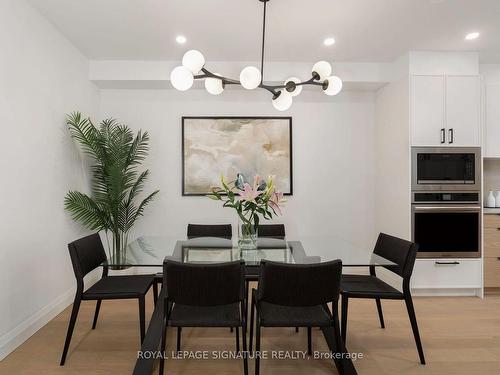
[257,259,342,307]
[373,233,419,280]
[187,224,232,239]
[164,260,245,306]
[258,224,285,238]
[68,233,107,280]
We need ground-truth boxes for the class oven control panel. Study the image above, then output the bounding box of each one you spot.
[412,192,479,204]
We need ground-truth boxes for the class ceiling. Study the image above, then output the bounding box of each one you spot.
[27,0,500,63]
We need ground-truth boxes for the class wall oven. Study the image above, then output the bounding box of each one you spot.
[411,147,481,191]
[411,192,481,258]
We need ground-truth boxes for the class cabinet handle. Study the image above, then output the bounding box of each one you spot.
[448,128,454,144]
[440,128,445,144]
[435,261,460,265]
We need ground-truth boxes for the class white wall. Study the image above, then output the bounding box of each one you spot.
[99,89,377,248]
[0,0,99,359]
[374,79,411,239]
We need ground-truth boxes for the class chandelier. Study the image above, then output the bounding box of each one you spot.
[170,0,343,111]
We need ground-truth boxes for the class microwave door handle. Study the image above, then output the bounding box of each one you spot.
[440,128,445,144]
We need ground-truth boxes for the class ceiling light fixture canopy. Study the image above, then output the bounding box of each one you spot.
[170,0,343,110]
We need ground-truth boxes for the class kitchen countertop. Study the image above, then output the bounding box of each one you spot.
[484,207,500,214]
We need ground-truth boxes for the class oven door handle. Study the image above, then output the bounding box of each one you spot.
[413,206,481,212]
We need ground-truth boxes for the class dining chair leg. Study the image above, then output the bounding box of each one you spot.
[307,327,312,355]
[92,300,102,329]
[241,322,248,375]
[236,326,240,352]
[375,298,385,328]
[60,295,81,366]
[244,280,250,331]
[332,307,346,375]
[159,312,168,375]
[255,317,261,375]
[249,292,255,351]
[404,295,426,365]
[139,296,146,343]
[153,282,158,306]
[341,295,349,344]
[177,327,182,352]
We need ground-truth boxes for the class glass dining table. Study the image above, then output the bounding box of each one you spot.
[125,236,396,375]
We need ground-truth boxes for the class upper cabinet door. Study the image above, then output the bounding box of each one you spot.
[411,75,445,146]
[485,84,500,157]
[445,76,481,146]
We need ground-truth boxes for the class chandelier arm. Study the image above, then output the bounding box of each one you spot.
[195,66,326,95]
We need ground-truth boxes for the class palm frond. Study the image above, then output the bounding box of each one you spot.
[66,112,104,161]
[64,191,111,231]
[128,190,159,229]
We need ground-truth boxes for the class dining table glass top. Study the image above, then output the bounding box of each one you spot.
[103,236,396,268]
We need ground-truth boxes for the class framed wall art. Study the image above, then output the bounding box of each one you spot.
[182,116,293,196]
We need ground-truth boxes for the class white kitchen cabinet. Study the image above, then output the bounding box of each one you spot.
[446,76,481,146]
[411,259,482,290]
[411,75,445,146]
[485,84,500,157]
[410,75,481,146]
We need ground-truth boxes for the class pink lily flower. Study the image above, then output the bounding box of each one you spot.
[268,191,285,215]
[239,183,263,203]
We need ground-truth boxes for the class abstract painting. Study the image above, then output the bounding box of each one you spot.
[182,117,292,195]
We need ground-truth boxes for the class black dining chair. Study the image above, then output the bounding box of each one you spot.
[257,224,285,238]
[340,233,425,365]
[187,223,232,239]
[159,259,248,375]
[167,223,233,349]
[249,259,344,375]
[60,233,155,366]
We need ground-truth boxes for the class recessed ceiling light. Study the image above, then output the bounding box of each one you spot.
[176,35,187,44]
[324,37,336,46]
[465,32,480,41]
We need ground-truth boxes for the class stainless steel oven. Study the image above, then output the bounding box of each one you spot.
[411,147,481,191]
[411,192,481,258]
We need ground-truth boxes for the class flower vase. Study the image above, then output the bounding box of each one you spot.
[238,219,258,250]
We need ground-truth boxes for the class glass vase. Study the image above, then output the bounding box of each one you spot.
[238,219,258,250]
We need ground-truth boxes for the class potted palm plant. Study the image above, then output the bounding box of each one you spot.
[64,112,159,269]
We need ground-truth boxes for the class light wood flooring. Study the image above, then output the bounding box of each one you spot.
[1,292,500,375]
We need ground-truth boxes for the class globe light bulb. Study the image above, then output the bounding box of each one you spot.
[284,77,302,97]
[182,50,205,74]
[312,61,332,81]
[205,73,224,95]
[239,66,261,90]
[324,75,343,96]
[272,90,292,111]
[170,66,193,91]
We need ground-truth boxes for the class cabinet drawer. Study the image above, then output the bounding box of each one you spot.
[484,257,500,288]
[411,259,481,289]
[484,228,500,257]
[484,214,500,229]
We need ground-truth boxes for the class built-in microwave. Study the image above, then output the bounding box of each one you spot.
[411,147,481,191]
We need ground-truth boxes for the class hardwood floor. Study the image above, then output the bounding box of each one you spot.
[1,292,500,375]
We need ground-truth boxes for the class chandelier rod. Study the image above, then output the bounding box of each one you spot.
[260,0,267,84]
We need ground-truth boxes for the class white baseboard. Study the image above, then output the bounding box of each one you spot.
[0,273,100,361]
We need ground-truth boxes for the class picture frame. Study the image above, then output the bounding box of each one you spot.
[182,116,293,196]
